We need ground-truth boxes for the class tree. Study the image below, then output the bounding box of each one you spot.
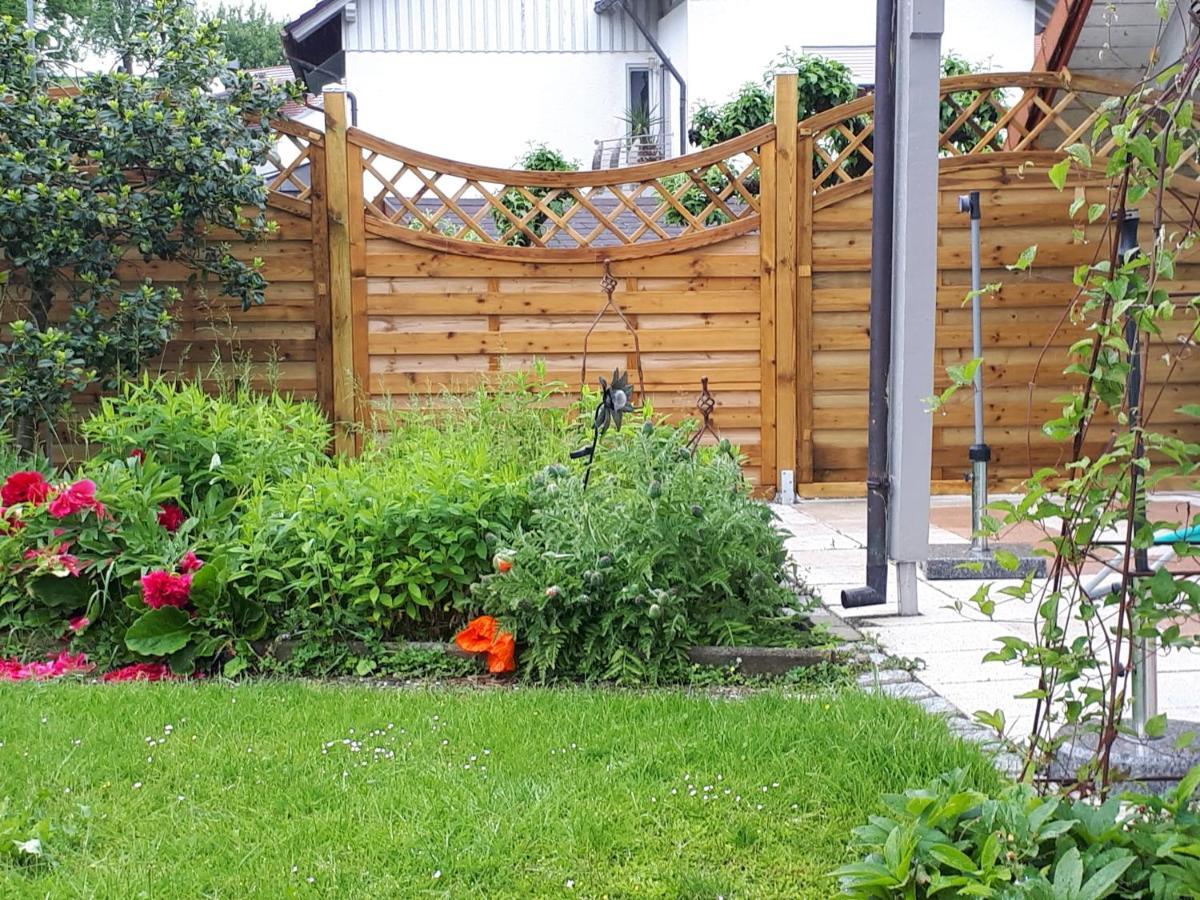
[0,0,297,454]
[209,2,285,69]
[76,0,153,72]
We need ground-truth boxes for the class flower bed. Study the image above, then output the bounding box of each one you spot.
[0,376,819,683]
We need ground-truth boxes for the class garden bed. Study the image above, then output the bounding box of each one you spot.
[1,376,823,686]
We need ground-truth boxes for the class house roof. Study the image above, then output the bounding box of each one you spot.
[284,0,351,43]
[1035,0,1198,82]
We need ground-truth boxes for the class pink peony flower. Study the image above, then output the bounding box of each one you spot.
[157,502,186,533]
[68,615,90,633]
[0,650,92,682]
[1,471,51,507]
[48,480,106,520]
[178,551,203,574]
[140,570,192,609]
[101,662,172,683]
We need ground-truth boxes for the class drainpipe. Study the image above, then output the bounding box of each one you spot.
[841,0,897,609]
[617,0,687,156]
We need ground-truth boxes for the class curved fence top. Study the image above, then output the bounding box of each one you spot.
[265,72,1195,259]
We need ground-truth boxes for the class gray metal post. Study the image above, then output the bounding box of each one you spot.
[886,0,944,616]
[26,0,35,52]
[959,191,990,555]
[1115,210,1158,738]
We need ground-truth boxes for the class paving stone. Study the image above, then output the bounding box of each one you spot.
[876,681,936,701]
[856,668,914,688]
[917,696,962,718]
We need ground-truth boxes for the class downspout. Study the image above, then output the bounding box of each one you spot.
[841,0,897,609]
[617,0,687,156]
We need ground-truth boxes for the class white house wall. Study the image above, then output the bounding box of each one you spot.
[346,49,658,165]
[345,0,661,52]
[339,0,1036,165]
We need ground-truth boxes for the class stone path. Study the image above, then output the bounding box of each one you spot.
[774,496,1200,738]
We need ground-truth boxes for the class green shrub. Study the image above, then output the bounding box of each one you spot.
[471,418,809,683]
[236,452,526,641]
[835,767,1200,898]
[491,145,578,247]
[238,372,574,643]
[80,378,331,510]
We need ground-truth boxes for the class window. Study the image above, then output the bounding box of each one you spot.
[627,66,652,135]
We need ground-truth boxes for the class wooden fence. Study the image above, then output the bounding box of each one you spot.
[16,73,1198,493]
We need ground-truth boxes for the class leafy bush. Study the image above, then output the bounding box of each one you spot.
[835,767,1200,898]
[939,53,1002,153]
[81,378,331,510]
[492,145,579,247]
[238,375,574,643]
[471,418,809,683]
[0,0,296,453]
[659,166,747,228]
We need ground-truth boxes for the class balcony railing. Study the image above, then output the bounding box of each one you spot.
[591,132,673,169]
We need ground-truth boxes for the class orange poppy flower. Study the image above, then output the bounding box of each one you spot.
[486,632,516,674]
[455,615,497,654]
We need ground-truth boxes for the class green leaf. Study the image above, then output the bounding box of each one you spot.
[188,559,223,611]
[1007,245,1038,272]
[125,607,194,656]
[1145,713,1168,738]
[27,575,93,609]
[928,843,978,873]
[1178,404,1200,420]
[223,656,249,678]
[1054,845,1084,898]
[1078,855,1134,900]
[1049,158,1070,190]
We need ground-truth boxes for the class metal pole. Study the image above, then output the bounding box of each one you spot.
[841,0,897,609]
[1116,210,1157,738]
[26,0,36,52]
[959,191,990,555]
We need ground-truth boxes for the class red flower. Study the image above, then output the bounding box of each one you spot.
[141,570,192,609]
[454,615,498,653]
[68,615,90,633]
[157,502,186,533]
[0,650,92,682]
[1,471,51,507]
[486,632,517,674]
[178,551,203,574]
[129,449,145,462]
[101,662,172,683]
[48,479,106,519]
[454,615,517,675]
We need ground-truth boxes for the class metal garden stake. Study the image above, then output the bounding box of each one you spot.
[959,191,991,557]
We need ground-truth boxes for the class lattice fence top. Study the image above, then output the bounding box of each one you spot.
[350,125,772,261]
[802,71,1200,195]
[263,119,323,215]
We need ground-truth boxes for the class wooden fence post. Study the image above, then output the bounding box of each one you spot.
[772,69,799,497]
[323,86,358,456]
[796,126,815,486]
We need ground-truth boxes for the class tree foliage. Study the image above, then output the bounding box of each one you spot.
[0,0,297,453]
[688,49,858,148]
[208,2,285,69]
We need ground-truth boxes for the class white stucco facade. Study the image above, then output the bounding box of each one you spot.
[333,0,1036,166]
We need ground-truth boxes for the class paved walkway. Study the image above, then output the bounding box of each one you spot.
[774,496,1200,736]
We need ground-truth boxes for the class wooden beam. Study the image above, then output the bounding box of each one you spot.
[323,87,357,456]
[773,69,800,491]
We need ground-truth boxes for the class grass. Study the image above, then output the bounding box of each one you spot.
[0,682,1002,898]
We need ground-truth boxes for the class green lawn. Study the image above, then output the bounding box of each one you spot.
[0,683,1001,898]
